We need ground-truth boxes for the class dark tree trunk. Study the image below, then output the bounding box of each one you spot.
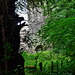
[0,15,5,74]
[0,0,15,73]
[0,0,25,74]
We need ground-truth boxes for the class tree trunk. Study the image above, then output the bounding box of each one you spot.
[0,15,7,74]
[1,0,9,72]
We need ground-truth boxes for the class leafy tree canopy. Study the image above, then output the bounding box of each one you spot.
[37,0,75,59]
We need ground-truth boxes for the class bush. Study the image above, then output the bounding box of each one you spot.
[22,50,73,74]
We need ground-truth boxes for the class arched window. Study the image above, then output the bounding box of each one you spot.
[35,45,43,53]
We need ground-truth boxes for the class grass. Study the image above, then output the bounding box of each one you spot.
[21,50,73,75]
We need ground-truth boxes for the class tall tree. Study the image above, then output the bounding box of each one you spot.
[37,0,75,74]
[0,0,16,73]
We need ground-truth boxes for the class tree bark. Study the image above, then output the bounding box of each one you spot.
[0,15,7,74]
[1,0,9,72]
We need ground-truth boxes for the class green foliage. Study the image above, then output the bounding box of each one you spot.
[38,17,75,58]
[22,50,73,74]
[36,0,74,70]
[36,0,75,74]
[4,42,13,55]
[41,0,75,20]
[2,42,13,62]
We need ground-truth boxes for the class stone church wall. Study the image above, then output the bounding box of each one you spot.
[19,4,47,53]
